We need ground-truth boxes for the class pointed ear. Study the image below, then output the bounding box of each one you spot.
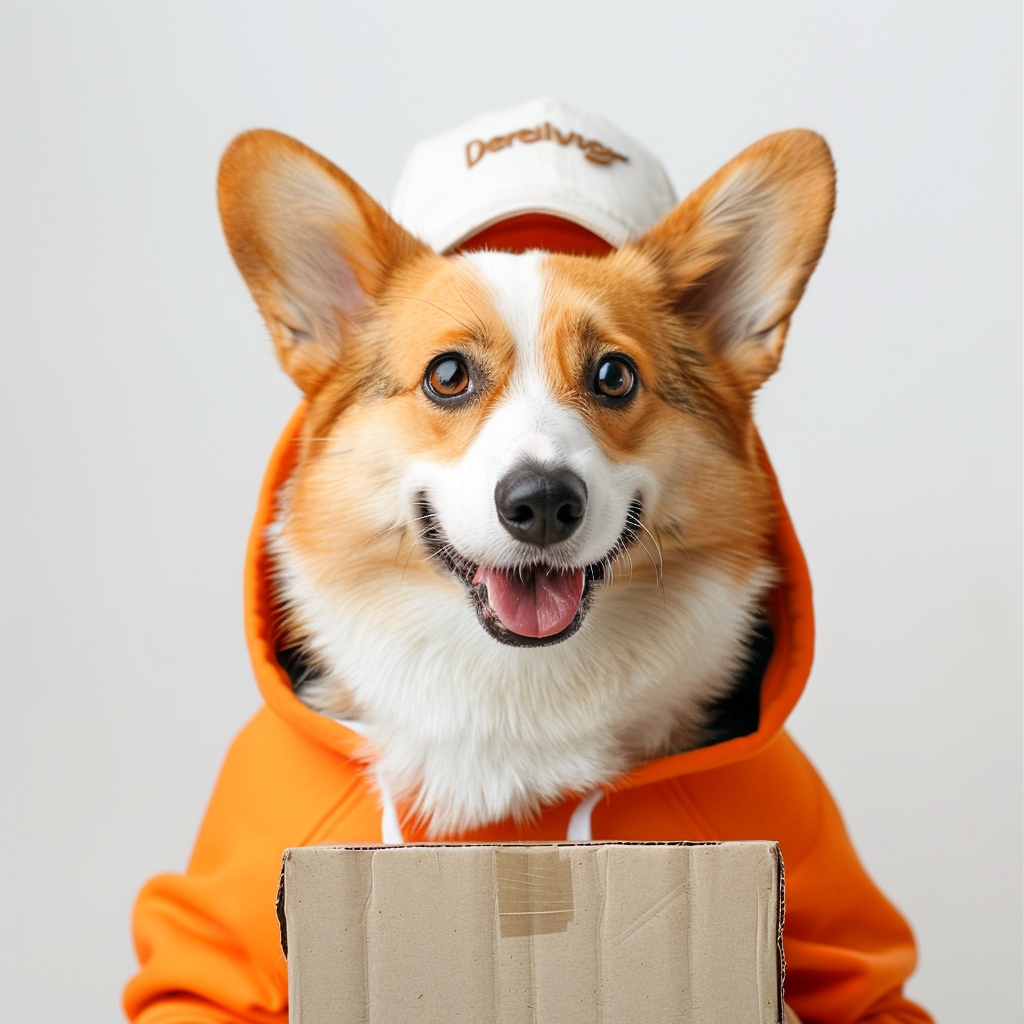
[635,129,835,391]
[217,129,428,393]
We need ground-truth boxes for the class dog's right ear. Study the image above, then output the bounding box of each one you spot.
[218,130,427,394]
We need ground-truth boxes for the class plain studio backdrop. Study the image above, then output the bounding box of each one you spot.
[1,2,1020,1020]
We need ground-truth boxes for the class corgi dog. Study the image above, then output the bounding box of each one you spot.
[217,124,835,839]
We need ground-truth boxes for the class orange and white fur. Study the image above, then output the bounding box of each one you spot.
[218,127,834,840]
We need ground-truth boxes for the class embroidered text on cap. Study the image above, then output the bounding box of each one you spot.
[466,122,629,169]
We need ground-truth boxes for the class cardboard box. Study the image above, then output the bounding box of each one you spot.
[278,841,784,1023]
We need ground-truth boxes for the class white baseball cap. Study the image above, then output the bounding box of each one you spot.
[390,98,678,252]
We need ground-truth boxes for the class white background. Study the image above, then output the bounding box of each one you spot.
[1,2,1020,1020]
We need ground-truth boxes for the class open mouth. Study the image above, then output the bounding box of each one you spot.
[416,496,642,648]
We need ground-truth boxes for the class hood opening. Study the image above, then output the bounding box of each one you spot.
[700,616,774,748]
[248,403,812,787]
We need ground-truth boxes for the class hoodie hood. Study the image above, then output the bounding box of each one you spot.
[244,398,815,799]
[245,212,815,813]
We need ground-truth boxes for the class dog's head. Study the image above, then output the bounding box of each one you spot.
[218,126,833,703]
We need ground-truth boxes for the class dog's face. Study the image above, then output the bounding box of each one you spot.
[219,127,833,645]
[218,128,834,829]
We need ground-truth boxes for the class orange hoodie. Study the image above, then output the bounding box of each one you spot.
[125,223,933,1024]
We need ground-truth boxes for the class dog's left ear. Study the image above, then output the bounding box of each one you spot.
[217,129,428,394]
[634,129,835,391]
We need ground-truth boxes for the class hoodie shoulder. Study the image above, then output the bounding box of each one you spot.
[125,707,379,1023]
[190,705,376,872]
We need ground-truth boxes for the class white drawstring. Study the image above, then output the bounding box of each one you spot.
[336,719,405,844]
[566,788,603,841]
[376,772,405,844]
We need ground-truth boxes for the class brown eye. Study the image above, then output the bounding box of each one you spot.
[424,354,472,404]
[592,355,638,404]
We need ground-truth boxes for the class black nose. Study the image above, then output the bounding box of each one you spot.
[495,464,588,547]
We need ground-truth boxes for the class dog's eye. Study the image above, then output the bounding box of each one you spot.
[424,354,471,404]
[591,355,638,404]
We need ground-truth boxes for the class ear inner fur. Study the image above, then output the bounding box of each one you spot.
[217,129,429,394]
[632,129,836,392]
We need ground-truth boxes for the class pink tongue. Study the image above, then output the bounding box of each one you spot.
[474,565,585,638]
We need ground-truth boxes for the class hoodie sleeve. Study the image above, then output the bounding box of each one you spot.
[777,741,932,1024]
[656,732,933,1024]
[123,707,377,1024]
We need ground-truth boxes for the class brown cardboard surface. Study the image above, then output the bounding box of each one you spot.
[280,841,783,1024]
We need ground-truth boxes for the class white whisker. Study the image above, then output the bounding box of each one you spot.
[627,512,664,587]
[373,514,435,541]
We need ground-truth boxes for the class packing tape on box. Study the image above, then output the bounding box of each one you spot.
[494,847,575,938]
